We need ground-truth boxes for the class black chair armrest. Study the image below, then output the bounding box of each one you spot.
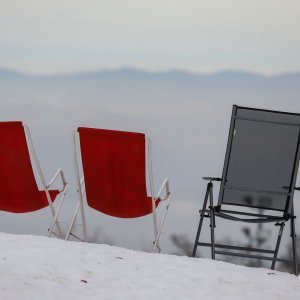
[202,177,222,182]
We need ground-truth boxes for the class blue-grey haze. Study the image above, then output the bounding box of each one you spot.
[0,68,300,264]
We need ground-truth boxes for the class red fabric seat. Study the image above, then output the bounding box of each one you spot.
[78,127,160,218]
[0,122,59,213]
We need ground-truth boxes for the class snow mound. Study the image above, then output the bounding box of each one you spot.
[0,233,299,300]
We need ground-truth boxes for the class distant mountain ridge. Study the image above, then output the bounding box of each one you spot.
[1,67,299,111]
[0,67,300,80]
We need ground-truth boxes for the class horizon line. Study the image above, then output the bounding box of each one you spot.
[1,66,300,78]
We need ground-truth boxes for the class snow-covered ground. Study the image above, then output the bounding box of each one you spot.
[0,233,299,300]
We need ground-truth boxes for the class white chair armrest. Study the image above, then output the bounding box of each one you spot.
[156,178,171,201]
[46,168,67,191]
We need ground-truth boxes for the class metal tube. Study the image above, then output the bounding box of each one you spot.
[198,242,275,254]
[218,105,237,205]
[146,136,159,252]
[224,185,289,196]
[48,183,68,237]
[65,201,81,240]
[291,206,298,275]
[209,183,215,259]
[152,194,172,252]
[155,178,169,201]
[72,131,88,242]
[47,169,62,188]
[192,182,211,257]
[218,209,282,219]
[23,124,63,237]
[271,222,285,270]
[215,250,294,263]
[235,116,300,128]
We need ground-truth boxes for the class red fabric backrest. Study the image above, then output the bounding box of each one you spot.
[78,127,152,218]
[0,122,50,213]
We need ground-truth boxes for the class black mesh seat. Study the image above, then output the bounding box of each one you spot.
[192,105,299,275]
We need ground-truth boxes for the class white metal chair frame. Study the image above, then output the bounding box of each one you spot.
[65,131,172,253]
[23,124,68,238]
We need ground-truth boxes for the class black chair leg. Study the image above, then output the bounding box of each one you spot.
[192,182,211,257]
[271,222,285,270]
[290,208,298,275]
[209,185,216,259]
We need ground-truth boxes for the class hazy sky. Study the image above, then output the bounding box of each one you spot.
[1,0,300,74]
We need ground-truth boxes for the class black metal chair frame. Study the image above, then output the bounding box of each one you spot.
[192,106,299,275]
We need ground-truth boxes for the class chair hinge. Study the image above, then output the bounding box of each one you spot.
[283,213,292,221]
[214,205,221,212]
[275,221,285,227]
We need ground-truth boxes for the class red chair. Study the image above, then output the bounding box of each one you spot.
[66,127,171,252]
[0,122,68,238]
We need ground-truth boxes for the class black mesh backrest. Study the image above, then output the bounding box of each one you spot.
[218,106,300,212]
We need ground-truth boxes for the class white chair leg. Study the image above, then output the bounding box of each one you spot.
[152,195,172,253]
[48,184,68,238]
[65,201,81,240]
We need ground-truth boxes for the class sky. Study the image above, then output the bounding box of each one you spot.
[1,0,300,75]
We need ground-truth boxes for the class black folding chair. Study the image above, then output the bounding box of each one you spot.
[192,105,299,275]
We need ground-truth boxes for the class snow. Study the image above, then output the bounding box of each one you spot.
[0,233,299,300]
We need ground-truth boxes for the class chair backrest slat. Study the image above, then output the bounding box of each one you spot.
[78,127,152,218]
[218,106,300,213]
